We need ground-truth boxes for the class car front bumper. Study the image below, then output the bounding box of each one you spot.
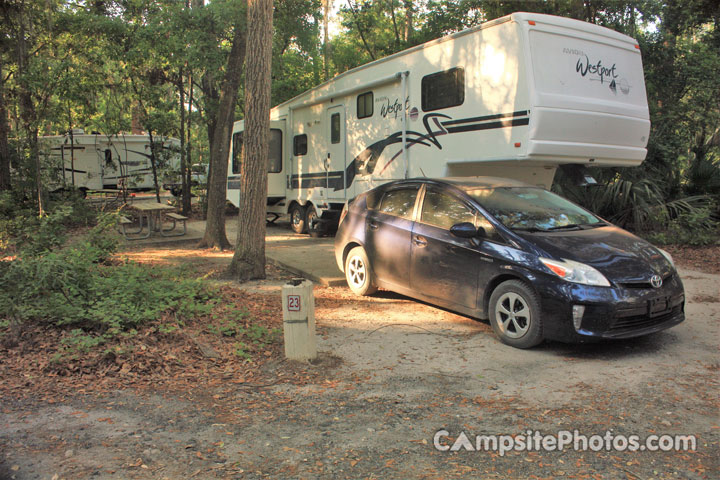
[536,272,686,342]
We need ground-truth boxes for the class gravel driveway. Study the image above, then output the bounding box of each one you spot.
[1,267,718,479]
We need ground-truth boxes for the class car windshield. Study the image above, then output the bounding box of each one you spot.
[467,187,603,231]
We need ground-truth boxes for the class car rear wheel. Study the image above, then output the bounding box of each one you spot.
[345,246,377,296]
[489,280,543,348]
[289,203,307,234]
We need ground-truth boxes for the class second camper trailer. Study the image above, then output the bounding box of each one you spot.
[40,131,181,193]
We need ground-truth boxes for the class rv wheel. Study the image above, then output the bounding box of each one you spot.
[289,203,307,234]
[306,207,321,237]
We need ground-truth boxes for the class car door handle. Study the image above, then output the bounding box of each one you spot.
[412,235,427,247]
[368,221,379,230]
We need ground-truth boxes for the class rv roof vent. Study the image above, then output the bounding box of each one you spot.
[71,128,84,135]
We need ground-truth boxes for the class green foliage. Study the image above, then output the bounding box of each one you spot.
[246,324,281,345]
[2,0,718,245]
[208,308,280,348]
[0,189,103,255]
[0,222,212,353]
[645,206,719,246]
[233,342,253,361]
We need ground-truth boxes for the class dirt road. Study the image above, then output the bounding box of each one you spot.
[1,265,718,479]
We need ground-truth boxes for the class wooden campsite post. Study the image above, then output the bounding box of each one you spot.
[281,278,317,361]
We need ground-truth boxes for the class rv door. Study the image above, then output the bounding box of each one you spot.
[326,105,346,199]
[267,120,286,199]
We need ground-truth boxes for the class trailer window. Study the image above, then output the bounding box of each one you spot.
[232,132,243,174]
[233,130,282,174]
[331,113,341,144]
[357,92,373,119]
[269,129,282,173]
[293,134,307,156]
[422,67,465,112]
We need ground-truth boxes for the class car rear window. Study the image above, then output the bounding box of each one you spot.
[378,188,418,220]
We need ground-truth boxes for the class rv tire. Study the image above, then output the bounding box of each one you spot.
[289,203,307,234]
[306,207,321,237]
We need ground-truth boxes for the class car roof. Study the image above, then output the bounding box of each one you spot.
[409,176,534,190]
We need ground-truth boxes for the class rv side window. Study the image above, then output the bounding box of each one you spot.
[421,67,465,112]
[357,92,373,119]
[104,149,112,165]
[232,132,243,174]
[293,134,307,156]
[331,113,341,144]
[269,129,282,173]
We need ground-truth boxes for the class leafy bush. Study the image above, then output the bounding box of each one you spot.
[554,168,718,238]
[0,188,101,255]
[0,222,212,352]
[645,206,719,246]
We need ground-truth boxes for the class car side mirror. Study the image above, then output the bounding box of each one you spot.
[450,222,482,239]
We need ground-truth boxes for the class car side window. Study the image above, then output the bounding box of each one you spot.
[421,190,476,230]
[475,212,502,243]
[378,188,418,220]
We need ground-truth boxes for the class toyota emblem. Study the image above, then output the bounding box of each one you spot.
[650,275,663,288]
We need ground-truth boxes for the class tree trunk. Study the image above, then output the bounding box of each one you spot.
[198,19,247,250]
[322,0,330,80]
[0,63,11,191]
[16,15,45,215]
[179,66,190,214]
[147,130,161,202]
[389,0,401,49]
[184,69,194,215]
[229,0,273,280]
[403,0,412,43]
[348,0,376,60]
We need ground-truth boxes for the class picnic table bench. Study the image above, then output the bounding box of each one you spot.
[118,202,186,240]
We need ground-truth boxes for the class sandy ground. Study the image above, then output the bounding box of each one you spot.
[1,259,718,479]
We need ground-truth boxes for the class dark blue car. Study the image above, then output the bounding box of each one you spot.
[334,177,685,348]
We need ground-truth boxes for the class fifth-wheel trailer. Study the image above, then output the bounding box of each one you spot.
[226,12,650,235]
[40,131,181,192]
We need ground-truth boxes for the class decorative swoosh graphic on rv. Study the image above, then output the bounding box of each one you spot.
[290,110,529,191]
[381,110,529,174]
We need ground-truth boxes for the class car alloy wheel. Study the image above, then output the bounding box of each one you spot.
[495,292,530,338]
[345,246,377,296]
[489,280,543,348]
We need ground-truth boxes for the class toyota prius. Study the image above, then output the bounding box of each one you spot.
[334,177,685,348]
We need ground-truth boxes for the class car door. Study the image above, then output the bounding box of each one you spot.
[364,185,420,290]
[410,187,488,310]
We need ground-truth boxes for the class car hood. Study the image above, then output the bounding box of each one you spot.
[516,226,673,284]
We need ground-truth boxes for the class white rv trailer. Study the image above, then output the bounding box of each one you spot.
[226,12,650,234]
[40,131,181,192]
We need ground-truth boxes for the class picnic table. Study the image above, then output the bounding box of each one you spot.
[119,202,187,239]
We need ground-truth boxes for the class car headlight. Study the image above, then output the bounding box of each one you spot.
[540,257,611,287]
[657,248,675,269]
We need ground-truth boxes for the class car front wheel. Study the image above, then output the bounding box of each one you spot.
[489,280,543,348]
[344,246,377,296]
